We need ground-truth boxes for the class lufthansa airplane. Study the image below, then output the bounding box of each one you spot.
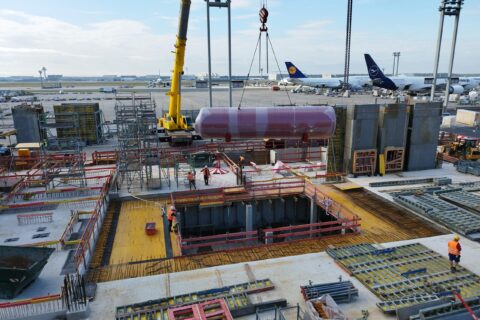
[364,53,473,94]
[285,62,370,90]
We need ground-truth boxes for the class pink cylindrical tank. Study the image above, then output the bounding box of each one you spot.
[195,106,336,141]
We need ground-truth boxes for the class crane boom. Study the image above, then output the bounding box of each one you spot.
[164,0,191,130]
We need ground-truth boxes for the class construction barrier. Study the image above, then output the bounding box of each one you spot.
[179,231,259,252]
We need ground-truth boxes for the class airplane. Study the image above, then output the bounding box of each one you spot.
[458,77,480,92]
[285,62,370,91]
[363,53,472,95]
[285,62,343,89]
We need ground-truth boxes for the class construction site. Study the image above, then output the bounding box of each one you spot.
[2,0,480,320]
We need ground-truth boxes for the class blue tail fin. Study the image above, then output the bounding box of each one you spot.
[364,53,398,90]
[364,54,386,79]
[285,62,307,78]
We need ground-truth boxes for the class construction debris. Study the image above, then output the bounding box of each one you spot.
[301,280,358,303]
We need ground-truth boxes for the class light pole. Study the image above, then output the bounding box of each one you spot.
[395,52,400,76]
[392,52,400,76]
[205,0,232,108]
[430,0,464,110]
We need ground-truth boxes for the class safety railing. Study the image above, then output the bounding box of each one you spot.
[0,294,64,320]
[262,219,360,242]
[179,230,259,252]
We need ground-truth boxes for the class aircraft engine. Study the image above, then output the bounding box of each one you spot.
[449,85,464,94]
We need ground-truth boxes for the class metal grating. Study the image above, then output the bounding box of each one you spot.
[327,242,480,314]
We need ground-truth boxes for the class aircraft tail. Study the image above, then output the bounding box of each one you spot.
[364,53,398,90]
[285,62,307,78]
[364,54,386,80]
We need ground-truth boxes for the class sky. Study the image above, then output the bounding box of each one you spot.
[0,0,478,76]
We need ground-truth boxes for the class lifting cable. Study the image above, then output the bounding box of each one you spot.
[238,1,292,108]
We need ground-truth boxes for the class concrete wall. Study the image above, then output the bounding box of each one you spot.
[405,102,442,171]
[377,103,408,151]
[179,196,324,236]
[343,104,379,173]
[12,105,44,143]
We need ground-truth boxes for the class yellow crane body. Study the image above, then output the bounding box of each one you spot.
[159,0,193,132]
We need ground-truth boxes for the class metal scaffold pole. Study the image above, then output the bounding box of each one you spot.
[206,2,213,108]
[227,2,233,108]
[343,0,353,94]
[443,10,461,110]
[430,8,445,101]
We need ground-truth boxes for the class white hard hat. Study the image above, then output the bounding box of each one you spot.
[170,205,176,210]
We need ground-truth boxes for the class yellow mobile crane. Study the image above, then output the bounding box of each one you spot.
[158,0,198,145]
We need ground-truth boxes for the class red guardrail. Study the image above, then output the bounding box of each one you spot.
[180,230,259,250]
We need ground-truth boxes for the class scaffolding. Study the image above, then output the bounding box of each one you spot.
[115,93,161,191]
[38,112,86,188]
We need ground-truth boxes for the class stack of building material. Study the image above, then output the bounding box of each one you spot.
[53,103,103,145]
[377,104,408,172]
[408,296,480,320]
[394,191,480,241]
[300,280,358,303]
[405,102,442,171]
[114,279,286,319]
[343,104,379,176]
[456,109,480,126]
[167,299,233,320]
[327,242,480,315]
[441,115,456,127]
[457,160,480,176]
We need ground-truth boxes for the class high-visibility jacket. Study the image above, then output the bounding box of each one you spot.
[187,173,194,181]
[448,240,461,256]
[167,209,176,221]
[202,168,210,177]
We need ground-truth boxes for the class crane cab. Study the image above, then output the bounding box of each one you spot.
[158,114,193,131]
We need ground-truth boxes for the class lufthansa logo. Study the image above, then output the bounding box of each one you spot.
[369,66,379,76]
[288,66,297,75]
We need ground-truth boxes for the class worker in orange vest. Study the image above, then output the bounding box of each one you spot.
[167,206,176,232]
[448,234,462,272]
[187,171,196,190]
[201,165,211,186]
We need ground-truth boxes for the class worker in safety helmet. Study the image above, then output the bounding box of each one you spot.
[448,234,462,272]
[187,171,196,190]
[201,165,211,186]
[167,206,176,232]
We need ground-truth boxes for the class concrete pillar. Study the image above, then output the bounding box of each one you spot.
[265,231,273,244]
[309,198,318,224]
[245,204,253,233]
[310,198,318,238]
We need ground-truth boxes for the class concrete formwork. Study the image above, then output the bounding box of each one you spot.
[405,102,442,171]
[179,196,320,236]
[377,103,408,151]
[327,106,347,173]
[11,105,44,143]
[343,104,379,174]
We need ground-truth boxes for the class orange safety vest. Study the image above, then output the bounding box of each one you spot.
[187,173,194,181]
[448,240,460,256]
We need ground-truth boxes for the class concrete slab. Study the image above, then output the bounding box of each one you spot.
[350,162,480,200]
[88,233,480,320]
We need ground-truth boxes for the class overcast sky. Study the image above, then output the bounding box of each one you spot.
[0,0,478,76]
